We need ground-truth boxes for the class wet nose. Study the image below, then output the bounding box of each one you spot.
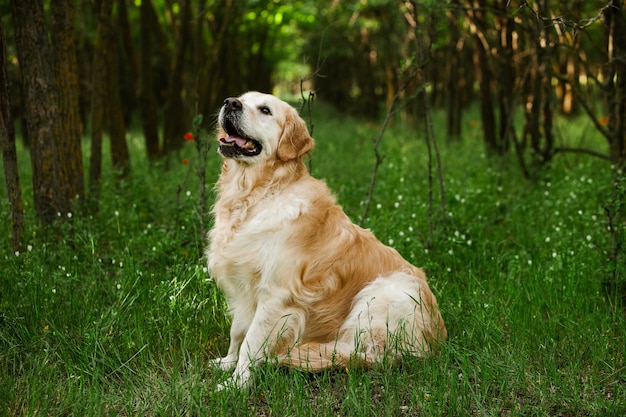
[224,97,242,112]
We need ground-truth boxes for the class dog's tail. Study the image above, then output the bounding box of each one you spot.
[277,341,359,371]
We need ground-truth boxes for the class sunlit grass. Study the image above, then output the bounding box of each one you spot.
[1,103,625,415]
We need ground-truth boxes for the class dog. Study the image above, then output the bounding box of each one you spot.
[206,91,446,389]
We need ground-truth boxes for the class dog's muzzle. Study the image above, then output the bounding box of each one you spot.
[218,97,263,158]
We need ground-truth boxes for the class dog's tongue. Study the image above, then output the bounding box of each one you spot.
[220,136,248,147]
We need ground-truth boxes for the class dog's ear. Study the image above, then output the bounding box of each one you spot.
[277,110,314,161]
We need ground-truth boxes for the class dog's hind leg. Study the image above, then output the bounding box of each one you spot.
[277,341,355,371]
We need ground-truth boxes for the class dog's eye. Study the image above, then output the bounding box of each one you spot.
[258,106,272,115]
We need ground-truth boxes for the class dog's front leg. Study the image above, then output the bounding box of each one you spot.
[218,296,301,390]
[211,306,255,371]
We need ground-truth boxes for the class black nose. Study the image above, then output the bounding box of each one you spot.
[224,97,242,112]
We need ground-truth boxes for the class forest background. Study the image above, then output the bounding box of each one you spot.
[1,0,626,415]
[2,0,626,249]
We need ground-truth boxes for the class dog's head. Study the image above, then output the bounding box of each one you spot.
[217,92,314,162]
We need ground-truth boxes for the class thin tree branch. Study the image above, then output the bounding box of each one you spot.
[299,53,326,173]
[552,72,612,142]
[358,99,394,226]
[516,0,615,32]
[299,82,316,173]
[553,146,612,161]
[420,72,446,229]
[359,75,415,226]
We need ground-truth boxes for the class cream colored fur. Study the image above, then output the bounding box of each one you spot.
[206,92,446,390]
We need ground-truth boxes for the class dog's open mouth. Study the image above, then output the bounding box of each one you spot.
[219,119,262,158]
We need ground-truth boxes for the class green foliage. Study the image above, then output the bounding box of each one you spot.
[1,103,625,415]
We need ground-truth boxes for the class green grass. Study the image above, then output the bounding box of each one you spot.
[1,103,625,416]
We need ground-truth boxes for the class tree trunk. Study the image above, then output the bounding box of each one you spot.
[467,0,497,153]
[247,26,273,94]
[51,0,84,206]
[11,0,68,223]
[0,21,24,251]
[494,6,515,154]
[604,0,626,167]
[559,41,580,115]
[116,0,139,128]
[525,51,542,163]
[554,0,582,116]
[89,0,111,205]
[104,3,131,178]
[198,0,237,118]
[143,0,171,73]
[473,38,497,152]
[162,0,191,154]
[528,0,554,165]
[139,0,161,158]
[540,0,555,164]
[601,0,626,307]
[358,29,380,120]
[445,7,462,139]
[541,50,555,164]
[90,0,130,180]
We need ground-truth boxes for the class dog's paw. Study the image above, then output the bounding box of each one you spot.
[215,380,235,392]
[215,372,250,392]
[209,356,237,371]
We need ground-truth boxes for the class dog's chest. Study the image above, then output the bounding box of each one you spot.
[207,192,308,286]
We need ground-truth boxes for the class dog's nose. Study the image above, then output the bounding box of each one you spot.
[224,97,242,112]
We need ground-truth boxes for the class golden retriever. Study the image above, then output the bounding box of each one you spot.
[206,91,446,389]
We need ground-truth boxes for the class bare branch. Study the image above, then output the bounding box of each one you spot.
[299,83,316,173]
[552,72,612,142]
[359,73,416,226]
[516,0,615,32]
[554,146,612,161]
